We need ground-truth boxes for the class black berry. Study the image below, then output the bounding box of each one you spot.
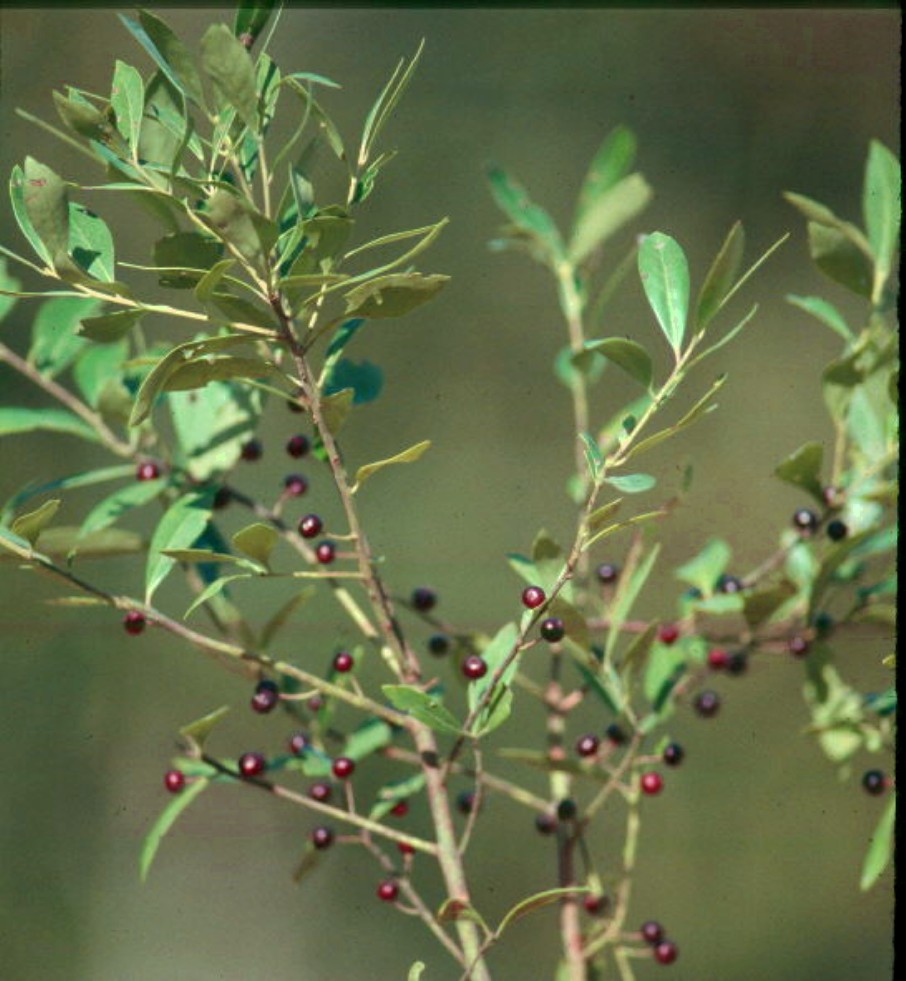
[333,651,354,673]
[462,655,488,680]
[256,678,279,694]
[332,756,355,779]
[136,460,161,481]
[716,573,743,594]
[540,617,566,643]
[298,514,323,539]
[862,770,887,796]
[456,790,476,814]
[315,541,336,564]
[123,611,146,635]
[240,438,262,462]
[164,769,185,793]
[428,633,451,656]
[826,519,848,542]
[212,486,232,510]
[411,587,437,612]
[596,562,620,584]
[662,742,684,766]
[640,772,664,795]
[605,722,628,745]
[310,826,334,850]
[576,733,600,758]
[693,690,721,718]
[726,650,749,676]
[556,798,578,821]
[238,752,267,778]
[286,434,310,458]
[284,473,308,496]
[377,880,399,902]
[792,508,819,534]
[522,585,546,609]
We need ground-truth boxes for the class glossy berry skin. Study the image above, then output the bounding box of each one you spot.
[707,648,729,670]
[288,732,310,756]
[251,687,279,714]
[286,434,310,458]
[456,790,476,815]
[238,752,267,778]
[310,826,334,850]
[462,655,488,680]
[298,514,323,539]
[309,781,332,803]
[726,651,748,676]
[240,438,262,462]
[535,813,557,835]
[256,679,279,694]
[390,800,410,818]
[540,617,566,643]
[123,611,146,635]
[584,894,609,916]
[333,651,354,673]
[284,473,308,497]
[792,508,819,534]
[693,690,721,718]
[662,742,684,767]
[862,770,887,796]
[576,734,600,758]
[136,460,161,482]
[605,722,628,745]
[641,921,665,944]
[658,623,680,645]
[428,633,451,656]
[411,587,437,611]
[315,541,336,565]
[164,769,186,793]
[556,798,578,821]
[332,757,355,780]
[377,880,399,902]
[654,940,679,965]
[307,695,324,714]
[716,573,743,594]
[788,635,810,657]
[640,772,664,795]
[595,562,620,584]
[522,585,546,609]
[826,518,848,542]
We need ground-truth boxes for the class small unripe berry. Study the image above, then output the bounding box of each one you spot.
[332,757,355,779]
[333,651,354,673]
[288,731,310,756]
[662,742,684,766]
[240,438,262,462]
[310,826,334,850]
[284,473,308,496]
[377,880,399,902]
[238,752,267,778]
[605,722,628,745]
[826,518,848,542]
[411,587,437,611]
[428,633,451,656]
[298,513,323,539]
[788,635,810,657]
[792,508,819,534]
[462,655,488,680]
[641,920,665,944]
[522,585,546,609]
[708,648,729,670]
[251,687,279,714]
[584,894,609,916]
[595,562,620,584]
[658,623,680,645]
[540,617,566,643]
[136,460,161,481]
[164,769,186,793]
[309,781,332,803]
[654,940,678,965]
[693,690,721,718]
[556,798,578,821]
[315,541,336,564]
[286,434,310,458]
[457,790,477,814]
[862,770,887,796]
[535,813,557,835]
[123,610,146,635]
[640,772,664,795]
[575,733,600,758]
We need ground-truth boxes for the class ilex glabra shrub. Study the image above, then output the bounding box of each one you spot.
[0,5,897,980]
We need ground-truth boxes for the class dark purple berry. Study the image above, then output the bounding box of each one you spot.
[693,690,721,718]
[462,655,488,680]
[641,920,665,944]
[793,508,819,534]
[540,617,565,643]
[309,781,332,803]
[826,519,848,542]
[556,798,578,821]
[256,678,279,694]
[286,434,310,458]
[333,651,354,673]
[298,514,323,539]
[212,486,232,510]
[428,633,451,656]
[862,770,887,796]
[522,585,546,609]
[456,790,476,814]
[726,651,748,676]
[284,473,308,496]
[240,438,262,462]
[535,813,557,835]
[288,732,310,756]
[123,611,146,635]
[658,623,680,645]
[315,541,336,564]
[788,635,810,657]
[251,687,279,714]
[377,880,399,902]
[662,742,684,766]
[307,695,324,713]
[332,756,355,779]
[654,940,678,965]
[238,752,267,778]
[716,573,743,594]
[136,460,161,481]
[596,562,620,584]
[164,769,185,793]
[605,723,628,745]
[310,826,334,850]
[411,587,437,612]
[576,734,600,758]
[640,772,664,795]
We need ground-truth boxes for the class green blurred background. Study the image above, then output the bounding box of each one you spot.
[0,6,897,981]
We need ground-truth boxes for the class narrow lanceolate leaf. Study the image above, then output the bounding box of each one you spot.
[111,60,145,154]
[179,705,231,755]
[774,441,824,503]
[11,499,61,546]
[860,794,896,891]
[22,157,69,266]
[145,489,215,602]
[583,337,653,389]
[29,296,99,377]
[382,685,462,735]
[587,498,623,535]
[603,473,655,494]
[344,272,449,319]
[468,622,521,734]
[359,40,425,166]
[638,232,690,357]
[79,309,144,342]
[579,432,603,480]
[862,140,901,291]
[0,407,101,444]
[231,522,279,566]
[497,887,590,938]
[162,355,282,392]
[184,574,253,619]
[233,2,278,47]
[785,294,854,342]
[201,189,275,264]
[77,479,165,542]
[695,220,745,331]
[783,191,873,257]
[201,24,258,129]
[140,777,208,881]
[487,165,565,264]
[568,173,652,265]
[3,465,134,519]
[604,543,660,663]
[353,440,431,491]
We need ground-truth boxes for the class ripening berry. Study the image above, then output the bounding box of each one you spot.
[522,585,546,609]
[662,742,684,767]
[792,508,819,534]
[540,617,566,643]
[251,687,279,714]
[641,920,665,944]
[298,513,323,539]
[576,733,600,758]
[309,781,332,803]
[136,460,161,481]
[238,752,267,778]
[862,770,888,796]
[310,826,334,850]
[788,635,810,657]
[315,541,336,564]
[658,623,680,645]
[164,769,186,793]
[654,940,678,965]
[286,434,310,458]
[333,651,354,673]
[595,562,620,584]
[377,880,399,902]
[640,772,664,795]
[390,800,410,818]
[584,894,609,916]
[411,587,437,611]
[693,690,721,718]
[123,610,146,635]
[284,473,308,496]
[240,438,263,462]
[535,813,557,835]
[428,633,451,656]
[288,732,310,756]
[307,695,324,713]
[332,757,355,779]
[707,648,729,670]
[462,655,488,680]
[826,519,848,542]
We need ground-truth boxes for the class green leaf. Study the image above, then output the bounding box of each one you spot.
[860,794,896,891]
[232,522,279,566]
[468,622,521,734]
[35,526,144,559]
[52,90,114,143]
[201,189,276,265]
[131,10,205,109]
[344,272,449,319]
[163,354,281,392]
[184,573,252,618]
[569,173,652,265]
[807,222,873,298]
[111,60,145,152]
[29,296,99,377]
[643,641,686,714]
[583,337,653,389]
[786,294,854,343]
[784,191,872,257]
[9,166,53,266]
[179,705,231,755]
[353,440,431,491]
[774,441,824,503]
[22,157,69,267]
[76,478,164,544]
[604,543,660,663]
[320,388,354,435]
[487,165,565,265]
[78,309,144,343]
[69,204,115,283]
[695,221,745,331]
[674,538,731,596]
[11,499,61,545]
[342,716,395,762]
[0,406,100,444]
[742,581,798,628]
[497,887,590,937]
[587,498,623,535]
[201,23,258,129]
[407,962,426,981]
[323,358,383,405]
[140,777,208,881]
[359,40,424,166]
[569,650,619,714]
[145,489,215,602]
[259,588,316,649]
[579,432,603,481]
[603,473,655,494]
[193,257,235,299]
[382,684,461,735]
[233,2,278,47]
[153,232,223,289]
[638,232,690,357]
[532,530,568,598]
[863,140,901,292]
[73,341,127,411]
[436,898,491,936]
[574,126,637,223]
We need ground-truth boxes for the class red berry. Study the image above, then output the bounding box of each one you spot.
[136,460,161,481]
[164,769,185,793]
[576,734,600,758]
[640,772,664,795]
[693,690,721,718]
[315,541,336,564]
[332,756,355,779]
[309,781,332,803]
[522,585,546,609]
[288,732,310,756]
[662,742,684,766]
[377,880,399,902]
[595,562,620,584]
[333,651,354,673]
[398,841,416,855]
[310,826,334,850]
[540,617,566,643]
[251,687,279,714]
[462,655,488,680]
[298,514,323,539]
[284,473,308,496]
[390,800,409,817]
[238,752,267,778]
[286,434,310,458]
[788,635,810,657]
[708,648,729,670]
[658,623,680,645]
[584,894,609,916]
[411,587,437,611]
[240,438,262,462]
[307,695,324,713]
[123,611,146,635]
[654,940,678,965]
[641,920,665,944]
